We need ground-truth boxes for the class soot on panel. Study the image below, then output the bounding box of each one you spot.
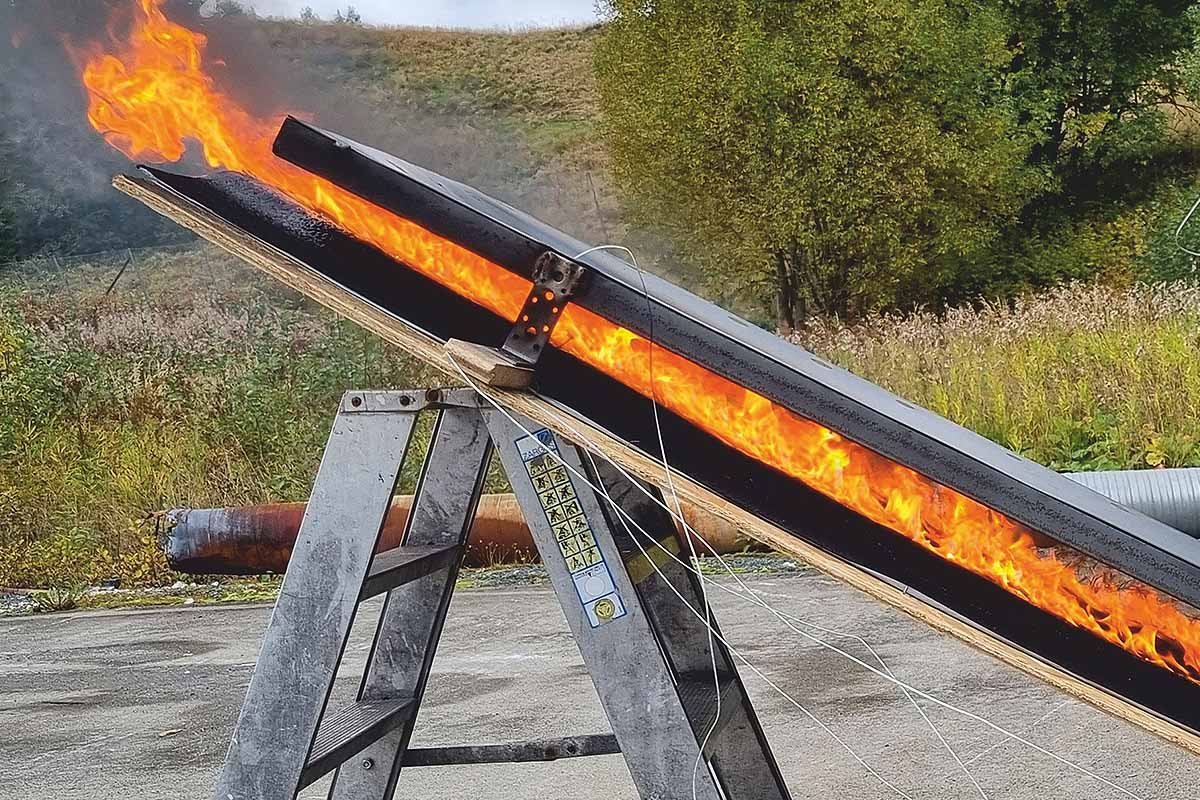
[268,118,1200,611]
[144,167,512,350]
[145,166,1200,735]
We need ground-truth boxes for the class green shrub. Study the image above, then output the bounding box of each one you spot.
[32,585,86,614]
[1139,181,1200,284]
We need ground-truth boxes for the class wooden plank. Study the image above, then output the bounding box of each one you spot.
[443,338,533,389]
[114,172,1200,757]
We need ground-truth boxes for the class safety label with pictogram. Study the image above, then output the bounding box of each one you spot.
[516,429,627,628]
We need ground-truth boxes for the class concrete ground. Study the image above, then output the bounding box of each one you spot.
[0,570,1193,799]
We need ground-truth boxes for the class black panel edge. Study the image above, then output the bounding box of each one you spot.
[271,116,1200,609]
[133,165,1200,737]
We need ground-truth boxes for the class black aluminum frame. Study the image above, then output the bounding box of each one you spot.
[130,162,1200,735]
[271,116,1200,609]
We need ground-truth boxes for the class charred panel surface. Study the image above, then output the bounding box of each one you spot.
[272,117,1200,611]
[136,167,1200,737]
[144,168,511,350]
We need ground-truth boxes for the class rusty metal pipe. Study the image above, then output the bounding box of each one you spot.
[163,494,746,574]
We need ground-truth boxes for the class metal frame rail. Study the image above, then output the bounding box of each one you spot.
[212,388,790,800]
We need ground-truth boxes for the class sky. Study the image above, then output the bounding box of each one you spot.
[234,0,601,28]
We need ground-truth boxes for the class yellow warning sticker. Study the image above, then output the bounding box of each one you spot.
[516,429,627,628]
[577,547,603,567]
[593,598,617,622]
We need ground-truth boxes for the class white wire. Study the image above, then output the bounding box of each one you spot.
[575,244,724,800]
[574,244,640,264]
[551,404,1142,800]
[938,700,1073,779]
[446,354,1148,800]
[715,581,989,799]
[584,242,978,796]
[577,243,982,798]
[1176,192,1200,259]
[582,447,987,799]
[450,353,915,798]
[580,445,917,799]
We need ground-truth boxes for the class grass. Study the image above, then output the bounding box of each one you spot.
[796,281,1200,471]
[258,21,601,121]
[31,585,86,613]
[73,577,283,611]
[0,251,452,588]
[244,19,621,244]
[5,248,1200,590]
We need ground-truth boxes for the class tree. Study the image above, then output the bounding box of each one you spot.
[299,6,319,24]
[595,1,1037,329]
[334,6,362,25]
[1004,1,1199,193]
[211,0,245,16]
[946,2,1200,304]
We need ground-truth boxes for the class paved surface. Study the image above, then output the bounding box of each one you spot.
[0,571,1194,799]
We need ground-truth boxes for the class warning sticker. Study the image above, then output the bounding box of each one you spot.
[516,429,627,628]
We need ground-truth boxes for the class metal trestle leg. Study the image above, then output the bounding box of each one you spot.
[211,389,790,800]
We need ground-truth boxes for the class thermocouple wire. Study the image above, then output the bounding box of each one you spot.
[451,351,913,797]
[446,353,1148,800]
[575,243,724,800]
[574,243,982,797]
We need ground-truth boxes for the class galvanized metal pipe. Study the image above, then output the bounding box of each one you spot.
[1066,469,1200,538]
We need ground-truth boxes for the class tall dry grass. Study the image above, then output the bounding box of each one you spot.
[795,281,1200,470]
[0,273,441,587]
[4,257,1200,587]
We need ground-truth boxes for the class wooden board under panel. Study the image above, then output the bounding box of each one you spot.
[114,172,1200,758]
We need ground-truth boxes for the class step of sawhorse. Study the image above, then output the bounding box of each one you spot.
[212,388,791,800]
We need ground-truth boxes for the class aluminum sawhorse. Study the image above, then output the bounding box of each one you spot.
[212,388,790,800]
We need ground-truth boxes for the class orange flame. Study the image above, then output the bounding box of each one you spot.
[79,0,1200,684]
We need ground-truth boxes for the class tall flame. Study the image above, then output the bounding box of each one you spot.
[79,0,1200,684]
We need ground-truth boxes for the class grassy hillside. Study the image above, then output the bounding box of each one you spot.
[246,20,620,244]
[0,18,619,261]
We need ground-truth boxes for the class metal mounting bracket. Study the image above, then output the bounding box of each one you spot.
[502,251,586,366]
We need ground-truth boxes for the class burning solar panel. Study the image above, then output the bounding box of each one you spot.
[84,0,1200,757]
[120,148,1200,743]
